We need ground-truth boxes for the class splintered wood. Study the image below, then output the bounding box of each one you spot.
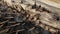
[0,0,60,34]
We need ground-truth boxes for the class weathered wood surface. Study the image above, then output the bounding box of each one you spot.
[3,0,60,30]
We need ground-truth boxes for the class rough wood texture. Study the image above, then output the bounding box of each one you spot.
[0,0,60,34]
[3,0,60,29]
